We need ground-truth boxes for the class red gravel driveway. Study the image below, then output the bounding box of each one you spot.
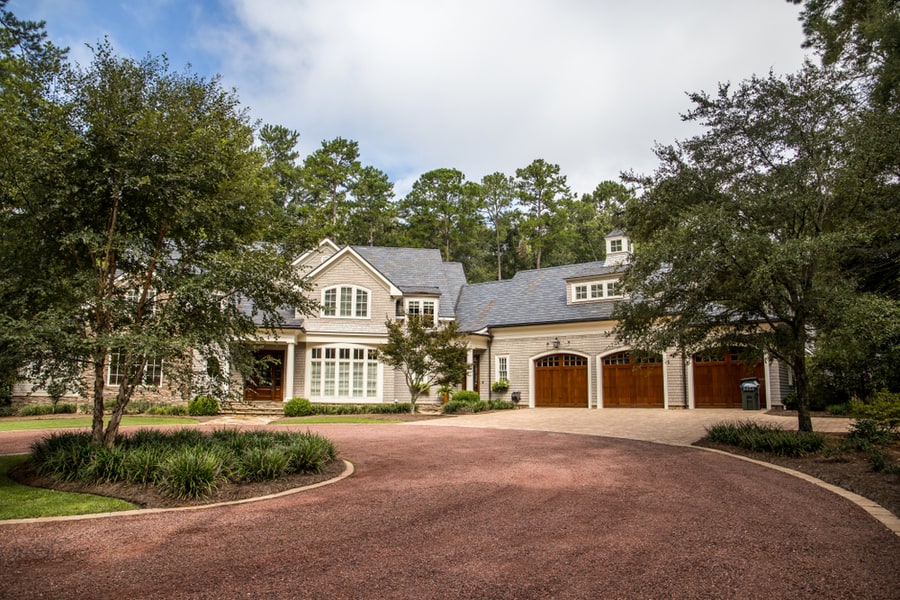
[1,423,898,599]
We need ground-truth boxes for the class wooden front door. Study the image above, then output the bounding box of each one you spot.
[534,353,588,407]
[692,351,765,408]
[244,350,284,402]
[602,351,664,408]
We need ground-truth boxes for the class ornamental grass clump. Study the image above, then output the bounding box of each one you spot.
[704,421,825,457]
[158,447,225,499]
[285,433,337,474]
[235,446,289,482]
[27,429,340,499]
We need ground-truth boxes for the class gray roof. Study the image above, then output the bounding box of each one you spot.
[241,300,306,329]
[455,261,624,331]
[352,246,466,319]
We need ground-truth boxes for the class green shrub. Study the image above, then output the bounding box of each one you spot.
[29,429,339,499]
[487,400,516,410]
[781,392,798,410]
[166,428,206,447]
[122,447,163,484]
[86,446,128,483]
[850,391,900,429]
[826,403,852,416]
[451,390,481,404]
[157,447,224,499]
[285,434,338,474]
[146,404,187,416]
[125,400,151,414]
[17,403,77,416]
[705,421,825,457]
[236,446,289,482]
[188,396,219,416]
[284,397,313,417]
[30,432,94,482]
[846,418,895,449]
[0,405,15,417]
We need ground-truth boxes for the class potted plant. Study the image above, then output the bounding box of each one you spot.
[491,379,509,393]
[438,385,453,404]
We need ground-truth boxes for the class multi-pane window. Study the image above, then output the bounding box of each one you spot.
[107,348,163,386]
[496,356,509,382]
[309,346,379,400]
[406,299,437,323]
[609,239,623,253]
[322,286,369,318]
[572,279,622,302]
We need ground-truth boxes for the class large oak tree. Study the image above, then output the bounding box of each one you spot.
[1,35,314,446]
[615,63,873,432]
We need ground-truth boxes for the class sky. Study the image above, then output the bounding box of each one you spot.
[11,0,812,197]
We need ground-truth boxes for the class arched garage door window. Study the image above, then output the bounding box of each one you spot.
[534,354,588,407]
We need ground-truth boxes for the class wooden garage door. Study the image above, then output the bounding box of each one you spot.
[602,351,664,408]
[534,354,588,407]
[692,351,765,408]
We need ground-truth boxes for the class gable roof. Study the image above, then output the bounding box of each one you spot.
[455,261,624,331]
[352,246,466,319]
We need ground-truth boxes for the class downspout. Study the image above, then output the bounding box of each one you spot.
[487,331,493,402]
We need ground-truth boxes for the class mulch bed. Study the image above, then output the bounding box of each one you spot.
[694,432,900,517]
[9,458,348,510]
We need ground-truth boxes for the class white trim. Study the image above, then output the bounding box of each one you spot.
[304,342,383,403]
[596,347,666,409]
[292,239,341,267]
[495,355,509,383]
[320,285,372,319]
[283,341,295,401]
[528,349,592,409]
[303,246,402,296]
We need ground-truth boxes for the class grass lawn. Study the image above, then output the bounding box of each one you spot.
[0,416,198,432]
[278,416,405,424]
[0,455,137,520]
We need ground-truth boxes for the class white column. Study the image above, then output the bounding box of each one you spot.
[283,341,295,402]
[466,349,474,391]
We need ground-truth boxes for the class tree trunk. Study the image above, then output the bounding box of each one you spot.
[91,352,107,446]
[496,233,502,281]
[791,345,813,432]
[103,384,132,448]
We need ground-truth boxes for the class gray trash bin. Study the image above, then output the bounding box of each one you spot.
[740,378,760,410]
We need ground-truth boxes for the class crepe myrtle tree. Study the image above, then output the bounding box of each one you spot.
[379,316,469,412]
[0,37,315,447]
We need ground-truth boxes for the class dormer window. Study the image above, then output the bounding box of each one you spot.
[609,239,623,253]
[571,279,622,302]
[322,285,370,318]
[405,298,437,324]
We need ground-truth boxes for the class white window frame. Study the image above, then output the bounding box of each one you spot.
[321,285,371,319]
[308,344,381,401]
[405,298,438,324]
[571,279,622,303]
[609,238,623,253]
[496,355,509,382]
[107,348,164,387]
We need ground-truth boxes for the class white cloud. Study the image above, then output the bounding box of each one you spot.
[15,0,812,197]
